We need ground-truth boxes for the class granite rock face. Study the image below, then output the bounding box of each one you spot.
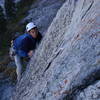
[13,0,100,100]
[77,81,100,100]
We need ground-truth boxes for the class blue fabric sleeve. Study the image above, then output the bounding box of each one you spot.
[17,50,28,57]
[14,34,36,57]
[18,36,35,57]
[17,37,30,57]
[20,37,31,52]
[20,36,36,51]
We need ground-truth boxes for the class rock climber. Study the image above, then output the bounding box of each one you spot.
[10,22,42,82]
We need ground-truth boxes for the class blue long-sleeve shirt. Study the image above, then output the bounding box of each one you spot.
[13,33,42,57]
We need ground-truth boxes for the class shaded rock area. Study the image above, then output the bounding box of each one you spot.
[0,55,16,100]
[12,0,100,100]
[76,81,100,100]
[0,76,15,100]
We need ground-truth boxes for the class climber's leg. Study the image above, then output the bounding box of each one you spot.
[14,55,22,82]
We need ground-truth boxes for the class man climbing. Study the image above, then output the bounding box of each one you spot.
[10,22,42,82]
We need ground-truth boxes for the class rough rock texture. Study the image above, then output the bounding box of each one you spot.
[0,76,14,100]
[77,81,100,100]
[0,56,16,100]
[13,0,100,100]
[22,0,65,34]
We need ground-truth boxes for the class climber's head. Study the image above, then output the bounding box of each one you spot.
[26,22,38,38]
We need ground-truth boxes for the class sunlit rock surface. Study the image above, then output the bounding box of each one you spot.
[13,0,100,100]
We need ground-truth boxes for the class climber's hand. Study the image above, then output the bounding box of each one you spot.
[28,50,33,58]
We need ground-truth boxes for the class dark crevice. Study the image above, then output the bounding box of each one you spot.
[81,0,94,20]
[43,48,63,73]
[43,50,62,73]
[63,68,100,100]
[43,61,52,73]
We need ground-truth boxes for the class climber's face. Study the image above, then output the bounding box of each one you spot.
[29,27,38,38]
